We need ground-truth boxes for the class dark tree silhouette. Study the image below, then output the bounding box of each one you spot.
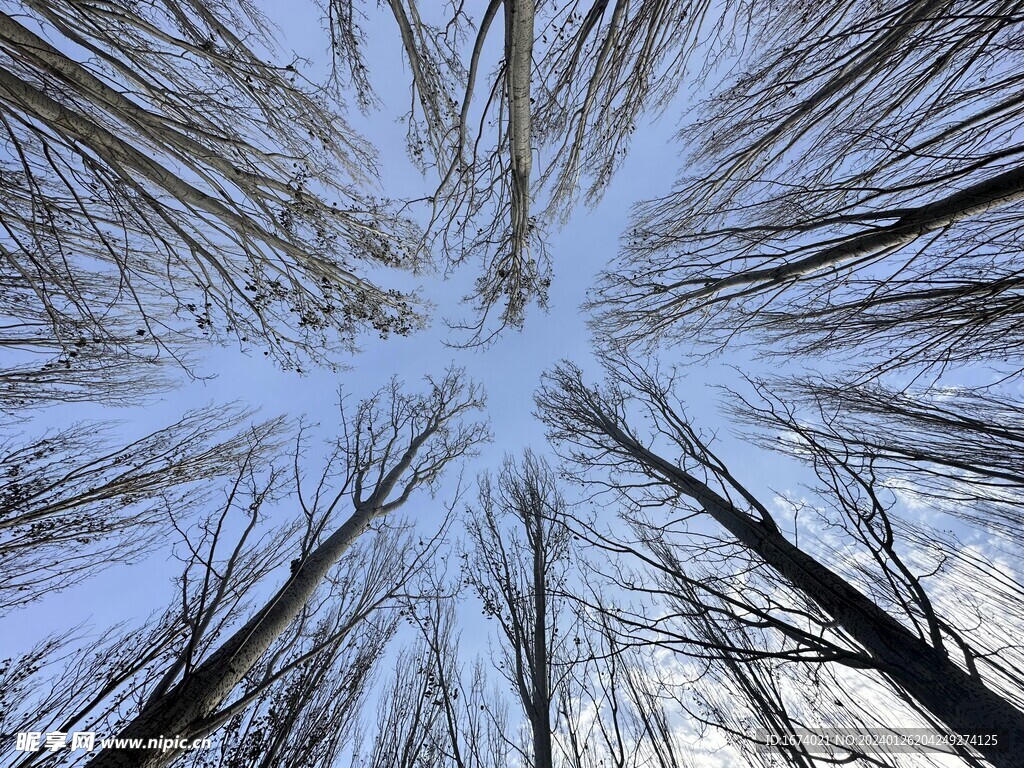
[79,370,487,768]
[536,359,1024,768]
[3,453,294,768]
[463,451,574,768]
[357,597,512,768]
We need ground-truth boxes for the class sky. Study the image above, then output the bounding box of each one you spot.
[3,0,785,656]
[3,3,1011,767]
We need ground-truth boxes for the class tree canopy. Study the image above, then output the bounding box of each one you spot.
[5,1,1024,767]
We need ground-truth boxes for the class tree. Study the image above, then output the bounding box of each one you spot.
[463,451,574,768]
[169,525,437,768]
[536,359,1024,767]
[594,0,1024,379]
[556,606,694,768]
[360,0,546,342]
[356,597,511,768]
[3,454,293,768]
[79,369,487,768]
[730,376,1024,546]
[560,488,939,767]
[0,406,285,614]
[338,0,742,342]
[2,489,443,768]
[358,452,693,768]
[0,1,425,378]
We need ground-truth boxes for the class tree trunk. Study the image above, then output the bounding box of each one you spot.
[85,504,378,768]
[613,422,1024,767]
[504,0,535,254]
[685,162,1024,304]
[531,717,555,768]
[531,515,554,768]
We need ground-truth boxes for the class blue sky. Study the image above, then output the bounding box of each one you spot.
[3,0,786,660]
[9,6,1007,766]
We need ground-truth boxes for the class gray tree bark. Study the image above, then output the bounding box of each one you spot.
[677,162,1024,307]
[505,0,535,260]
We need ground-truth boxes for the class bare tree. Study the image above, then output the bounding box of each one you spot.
[530,0,744,215]
[536,359,1024,767]
[463,451,575,768]
[168,523,441,768]
[729,376,1024,545]
[73,369,487,768]
[366,0,546,343]
[1,478,440,768]
[556,605,695,768]
[356,597,512,768]
[0,406,286,614]
[360,622,456,768]
[352,453,723,768]
[594,0,1024,379]
[562,507,922,767]
[0,1,425,377]
[2,451,294,768]
[329,0,746,343]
